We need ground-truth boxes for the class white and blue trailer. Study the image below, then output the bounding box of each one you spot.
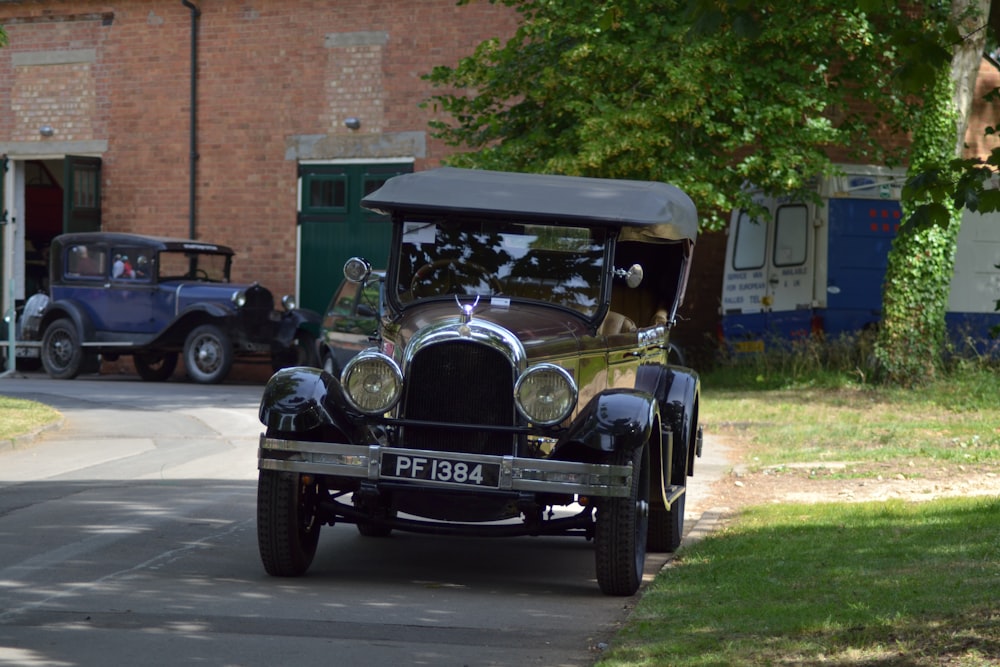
[719,165,1000,353]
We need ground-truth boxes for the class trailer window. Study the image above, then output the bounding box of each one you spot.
[732,211,766,270]
[773,204,808,267]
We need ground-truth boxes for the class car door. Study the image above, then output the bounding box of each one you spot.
[54,241,111,331]
[90,245,155,334]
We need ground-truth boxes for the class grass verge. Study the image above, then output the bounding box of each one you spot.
[701,366,1000,472]
[597,366,1000,667]
[599,497,1000,666]
[0,395,61,442]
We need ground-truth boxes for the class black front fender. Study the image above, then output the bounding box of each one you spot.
[637,364,700,478]
[259,366,365,439]
[555,389,658,458]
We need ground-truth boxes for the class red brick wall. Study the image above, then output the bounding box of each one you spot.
[0,0,520,299]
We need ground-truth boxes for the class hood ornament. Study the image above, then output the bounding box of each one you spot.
[456,295,480,331]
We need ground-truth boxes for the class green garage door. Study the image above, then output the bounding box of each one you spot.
[298,162,412,315]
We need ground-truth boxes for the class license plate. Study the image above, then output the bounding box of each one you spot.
[381,452,500,488]
[733,340,765,353]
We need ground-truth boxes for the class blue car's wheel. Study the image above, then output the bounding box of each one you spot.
[183,324,233,384]
[40,318,83,380]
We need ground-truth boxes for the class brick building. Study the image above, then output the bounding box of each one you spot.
[0,0,520,320]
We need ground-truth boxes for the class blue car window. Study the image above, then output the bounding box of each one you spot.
[66,244,107,279]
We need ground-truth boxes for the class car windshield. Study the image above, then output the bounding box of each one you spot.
[157,250,231,282]
[393,219,608,316]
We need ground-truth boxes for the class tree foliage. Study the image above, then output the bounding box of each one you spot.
[427,0,999,386]
[876,69,962,385]
[425,0,914,230]
[873,0,991,386]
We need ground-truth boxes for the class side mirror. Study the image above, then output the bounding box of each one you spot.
[343,257,372,283]
[614,263,644,289]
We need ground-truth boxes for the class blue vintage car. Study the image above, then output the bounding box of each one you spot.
[18,232,319,384]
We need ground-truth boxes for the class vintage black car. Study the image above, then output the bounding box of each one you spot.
[18,232,320,384]
[256,168,702,596]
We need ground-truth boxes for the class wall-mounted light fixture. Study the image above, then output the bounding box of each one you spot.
[344,117,361,130]
[39,125,55,137]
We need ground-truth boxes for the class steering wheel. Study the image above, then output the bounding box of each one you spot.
[410,259,502,297]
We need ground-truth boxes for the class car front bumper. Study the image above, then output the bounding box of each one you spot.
[258,435,633,498]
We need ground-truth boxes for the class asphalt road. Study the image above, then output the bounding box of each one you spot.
[0,372,731,667]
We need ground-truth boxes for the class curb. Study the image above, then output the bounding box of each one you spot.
[0,416,64,455]
[684,507,732,545]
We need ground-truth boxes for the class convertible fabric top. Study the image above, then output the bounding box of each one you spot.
[361,167,698,244]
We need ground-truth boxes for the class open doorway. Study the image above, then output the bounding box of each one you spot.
[2,155,101,305]
[24,159,64,295]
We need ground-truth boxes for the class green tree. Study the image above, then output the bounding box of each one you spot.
[874,0,991,385]
[427,0,996,386]
[425,0,913,230]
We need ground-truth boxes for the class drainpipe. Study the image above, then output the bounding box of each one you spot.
[182,1,200,240]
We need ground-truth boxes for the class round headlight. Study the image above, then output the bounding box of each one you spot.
[232,289,247,307]
[341,352,403,415]
[514,364,577,426]
[281,294,296,311]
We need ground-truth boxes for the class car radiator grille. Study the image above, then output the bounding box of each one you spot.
[401,341,516,456]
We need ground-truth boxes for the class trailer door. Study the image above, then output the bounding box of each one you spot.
[765,203,814,337]
[825,198,899,336]
[721,201,814,349]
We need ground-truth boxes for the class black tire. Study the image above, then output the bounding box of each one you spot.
[183,324,233,384]
[271,331,319,372]
[648,492,684,553]
[134,352,178,382]
[648,426,689,553]
[650,396,696,552]
[595,444,650,596]
[40,318,84,380]
[257,468,322,576]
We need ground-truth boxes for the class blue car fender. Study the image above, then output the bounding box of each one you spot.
[40,299,96,343]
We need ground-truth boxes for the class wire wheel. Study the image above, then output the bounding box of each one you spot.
[183,324,233,384]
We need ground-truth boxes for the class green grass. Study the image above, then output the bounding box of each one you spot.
[597,365,1000,667]
[0,395,60,441]
[700,366,1000,470]
[599,498,1000,667]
